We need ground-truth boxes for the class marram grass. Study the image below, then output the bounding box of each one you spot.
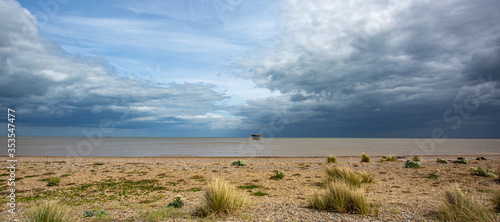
[361,152,370,163]
[308,180,371,214]
[437,183,495,222]
[327,155,337,163]
[27,200,68,222]
[325,166,375,187]
[198,177,246,216]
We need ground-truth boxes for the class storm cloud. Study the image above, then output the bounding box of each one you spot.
[234,0,500,137]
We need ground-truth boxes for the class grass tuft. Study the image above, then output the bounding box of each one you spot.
[327,155,337,163]
[381,154,397,162]
[412,156,421,162]
[493,189,500,212]
[437,183,495,222]
[325,166,374,187]
[270,171,286,180]
[361,153,370,163]
[27,200,68,222]
[308,180,371,214]
[437,158,448,164]
[197,177,246,216]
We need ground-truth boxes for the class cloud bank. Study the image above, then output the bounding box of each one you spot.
[234,0,500,137]
[0,0,238,136]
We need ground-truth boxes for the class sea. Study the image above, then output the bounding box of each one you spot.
[6,137,500,157]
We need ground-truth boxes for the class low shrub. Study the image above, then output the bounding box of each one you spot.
[453,158,468,164]
[47,177,61,186]
[308,180,371,214]
[405,160,420,168]
[197,177,246,216]
[327,155,337,163]
[27,200,68,222]
[381,155,397,162]
[167,195,186,208]
[436,158,448,164]
[412,156,421,162]
[469,167,496,178]
[437,183,495,222]
[361,153,370,163]
[231,160,247,166]
[270,171,286,180]
[426,170,439,179]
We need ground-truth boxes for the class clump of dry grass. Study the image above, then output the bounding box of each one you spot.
[493,189,500,213]
[325,166,375,187]
[27,200,69,222]
[308,180,371,214]
[437,183,495,222]
[327,155,337,163]
[197,177,246,216]
[361,152,370,162]
[381,154,397,162]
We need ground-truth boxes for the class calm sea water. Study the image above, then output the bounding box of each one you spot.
[6,137,500,157]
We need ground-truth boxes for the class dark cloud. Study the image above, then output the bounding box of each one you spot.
[234,0,500,137]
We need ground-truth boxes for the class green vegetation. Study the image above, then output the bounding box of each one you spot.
[426,170,440,179]
[308,180,372,214]
[412,156,421,162]
[381,154,397,162]
[197,177,246,216]
[141,207,185,222]
[493,189,500,213]
[437,158,448,164]
[231,160,247,166]
[41,177,61,186]
[453,158,468,164]
[324,166,374,187]
[27,200,68,222]
[252,191,268,196]
[237,184,260,190]
[167,195,186,208]
[327,155,337,163]
[469,167,496,178]
[405,160,420,168]
[361,152,370,163]
[92,163,104,166]
[437,183,495,222]
[270,171,285,180]
[83,210,110,219]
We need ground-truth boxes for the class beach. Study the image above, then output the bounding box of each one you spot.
[2,155,499,221]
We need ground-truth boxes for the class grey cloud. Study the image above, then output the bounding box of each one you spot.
[0,0,230,132]
[233,0,500,137]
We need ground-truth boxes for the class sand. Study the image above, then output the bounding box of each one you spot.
[1,155,499,221]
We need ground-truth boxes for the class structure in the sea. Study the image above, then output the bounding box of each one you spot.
[251,134,261,140]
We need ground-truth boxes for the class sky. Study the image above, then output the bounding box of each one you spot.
[1,0,500,138]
